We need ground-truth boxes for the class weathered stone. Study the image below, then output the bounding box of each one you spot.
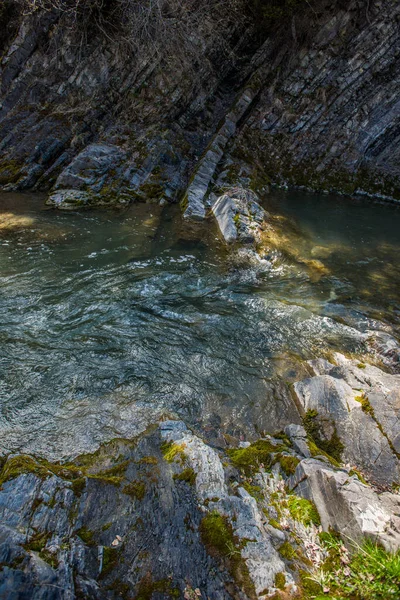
[212,187,267,246]
[284,424,311,458]
[289,458,400,551]
[45,189,91,210]
[296,379,398,484]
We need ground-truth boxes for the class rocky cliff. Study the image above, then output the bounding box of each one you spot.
[0,0,399,214]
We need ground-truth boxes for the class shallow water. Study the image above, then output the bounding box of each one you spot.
[0,191,399,459]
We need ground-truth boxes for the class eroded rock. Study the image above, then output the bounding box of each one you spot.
[294,353,400,485]
[212,187,267,246]
[289,458,400,552]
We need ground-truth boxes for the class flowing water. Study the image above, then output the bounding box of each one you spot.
[0,190,399,460]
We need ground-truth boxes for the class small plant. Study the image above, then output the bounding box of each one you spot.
[287,494,320,527]
[303,534,400,598]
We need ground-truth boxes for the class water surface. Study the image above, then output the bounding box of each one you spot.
[0,190,399,459]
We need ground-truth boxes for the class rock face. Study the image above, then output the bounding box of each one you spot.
[1,1,400,207]
[212,188,267,245]
[1,419,399,599]
[289,458,400,552]
[294,353,400,485]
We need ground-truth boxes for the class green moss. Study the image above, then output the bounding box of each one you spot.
[89,474,124,486]
[268,518,283,531]
[355,394,375,417]
[278,454,300,476]
[357,363,366,369]
[279,541,297,561]
[173,467,197,485]
[71,477,86,496]
[76,527,95,546]
[349,468,367,485]
[123,480,146,500]
[106,578,131,598]
[135,574,180,600]
[39,549,59,569]
[287,494,321,527]
[303,410,344,463]
[161,441,187,464]
[242,481,264,501]
[274,431,292,447]
[138,456,158,465]
[101,547,119,578]
[139,182,164,201]
[0,160,23,185]
[299,569,322,596]
[227,439,285,476]
[102,522,112,531]
[199,511,256,599]
[24,531,50,553]
[274,571,286,590]
[0,456,50,486]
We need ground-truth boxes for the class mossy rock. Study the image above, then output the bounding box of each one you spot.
[303,410,344,463]
[123,480,146,500]
[199,511,256,599]
[173,467,197,486]
[227,439,286,476]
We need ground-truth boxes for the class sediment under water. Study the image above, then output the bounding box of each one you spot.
[0,190,399,460]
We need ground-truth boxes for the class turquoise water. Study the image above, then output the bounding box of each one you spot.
[0,191,399,459]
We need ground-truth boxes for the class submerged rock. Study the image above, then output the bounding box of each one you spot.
[212,187,267,246]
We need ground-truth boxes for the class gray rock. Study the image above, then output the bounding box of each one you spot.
[45,189,91,210]
[212,187,267,246]
[284,424,311,458]
[53,143,126,196]
[295,378,399,485]
[289,458,400,551]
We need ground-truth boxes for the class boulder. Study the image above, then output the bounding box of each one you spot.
[212,187,267,246]
[294,376,399,485]
[45,189,91,210]
[289,458,400,551]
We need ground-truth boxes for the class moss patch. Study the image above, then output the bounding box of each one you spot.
[134,573,180,600]
[100,547,119,578]
[199,511,256,598]
[24,531,50,553]
[173,467,197,486]
[287,494,321,527]
[303,410,344,463]
[77,526,95,546]
[161,441,187,464]
[274,571,286,590]
[227,439,285,476]
[279,541,297,561]
[123,480,146,500]
[277,454,300,476]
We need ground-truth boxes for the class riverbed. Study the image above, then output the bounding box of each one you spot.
[0,190,399,460]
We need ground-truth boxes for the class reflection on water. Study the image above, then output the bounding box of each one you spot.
[0,191,399,459]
